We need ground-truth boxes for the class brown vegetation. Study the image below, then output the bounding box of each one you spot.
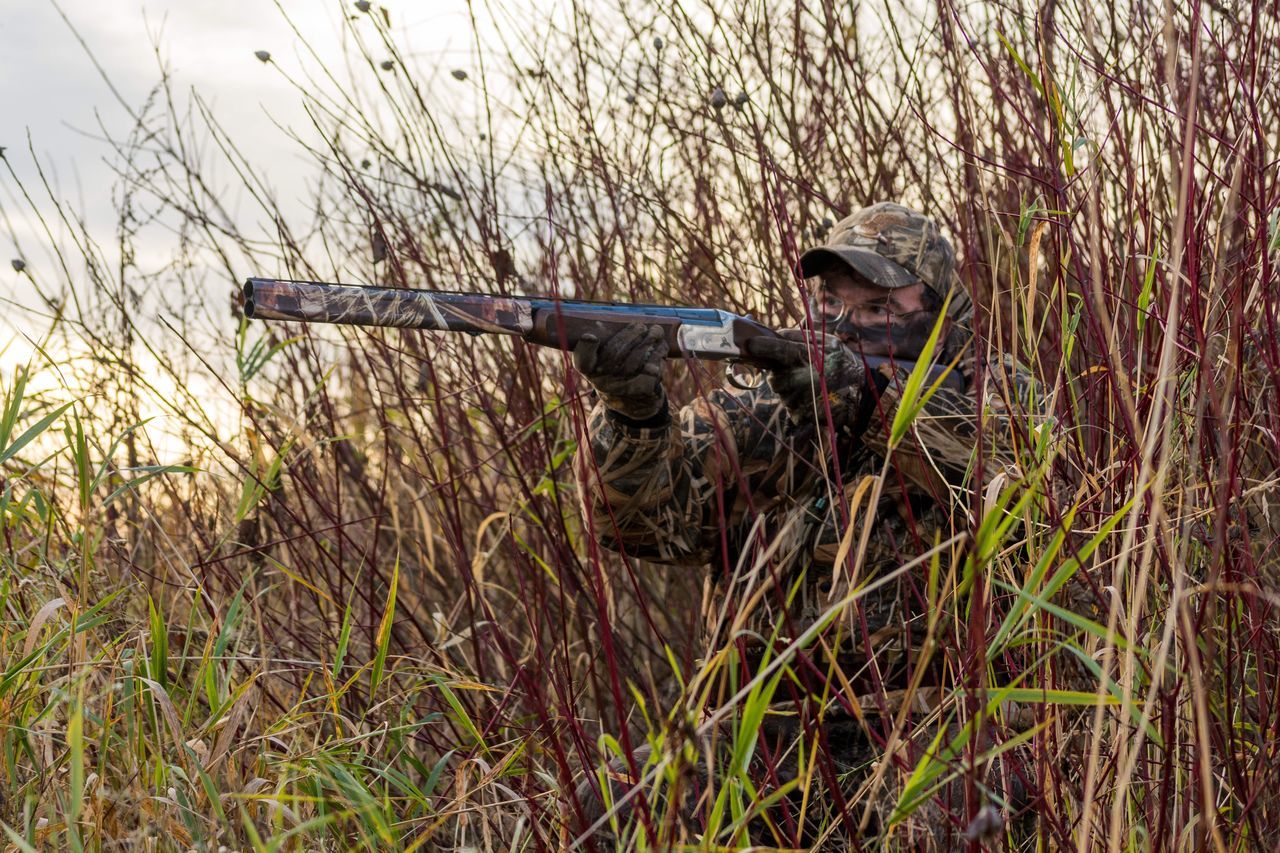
[1,0,1278,848]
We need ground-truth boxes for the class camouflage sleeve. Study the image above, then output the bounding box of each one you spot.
[860,356,1046,502]
[576,384,781,566]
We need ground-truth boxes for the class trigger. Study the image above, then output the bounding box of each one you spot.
[726,361,765,391]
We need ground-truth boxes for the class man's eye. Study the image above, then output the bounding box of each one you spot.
[818,296,844,317]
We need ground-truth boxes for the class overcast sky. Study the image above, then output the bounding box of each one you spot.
[1,0,493,343]
[0,0,520,458]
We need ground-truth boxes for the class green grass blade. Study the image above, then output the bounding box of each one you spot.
[148,596,168,689]
[369,554,399,696]
[333,595,355,679]
[0,402,73,466]
[979,687,1118,705]
[67,694,85,853]
[889,293,953,447]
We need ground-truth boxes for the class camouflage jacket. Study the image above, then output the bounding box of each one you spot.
[577,355,1040,682]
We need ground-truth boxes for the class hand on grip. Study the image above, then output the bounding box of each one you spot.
[745,328,868,427]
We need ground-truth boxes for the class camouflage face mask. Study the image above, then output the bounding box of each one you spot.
[807,288,946,360]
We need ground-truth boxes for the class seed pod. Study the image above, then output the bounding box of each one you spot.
[380,60,394,71]
[653,36,664,49]
[624,93,636,105]
[360,159,371,169]
[355,0,371,10]
[962,805,1004,843]
[733,91,748,108]
[11,259,25,272]
[709,87,727,111]
[254,50,271,63]
[431,182,462,201]
[451,69,468,81]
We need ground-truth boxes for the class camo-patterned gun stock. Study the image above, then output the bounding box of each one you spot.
[244,278,535,335]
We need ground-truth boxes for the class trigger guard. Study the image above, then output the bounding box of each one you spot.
[726,361,765,391]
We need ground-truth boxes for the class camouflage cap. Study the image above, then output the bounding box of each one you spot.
[799,202,956,299]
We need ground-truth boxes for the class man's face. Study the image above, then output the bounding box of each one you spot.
[807,266,943,359]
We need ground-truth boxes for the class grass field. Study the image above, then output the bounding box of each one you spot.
[2,0,1278,848]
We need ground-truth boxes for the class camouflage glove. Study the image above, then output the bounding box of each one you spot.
[745,328,868,428]
[573,323,669,422]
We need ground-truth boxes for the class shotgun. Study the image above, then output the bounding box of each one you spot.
[242,277,964,391]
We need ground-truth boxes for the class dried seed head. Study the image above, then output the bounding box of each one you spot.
[380,60,394,71]
[653,36,665,49]
[360,159,371,169]
[733,91,748,108]
[432,182,461,200]
[254,50,271,63]
[962,805,1004,843]
[709,87,727,110]
[11,258,25,272]
[354,0,371,10]
[451,68,468,81]
[624,93,636,105]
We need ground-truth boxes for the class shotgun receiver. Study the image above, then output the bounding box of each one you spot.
[242,277,964,390]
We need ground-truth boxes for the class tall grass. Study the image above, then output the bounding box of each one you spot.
[2,0,1278,848]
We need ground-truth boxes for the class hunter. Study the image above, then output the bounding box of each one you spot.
[572,202,1036,842]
